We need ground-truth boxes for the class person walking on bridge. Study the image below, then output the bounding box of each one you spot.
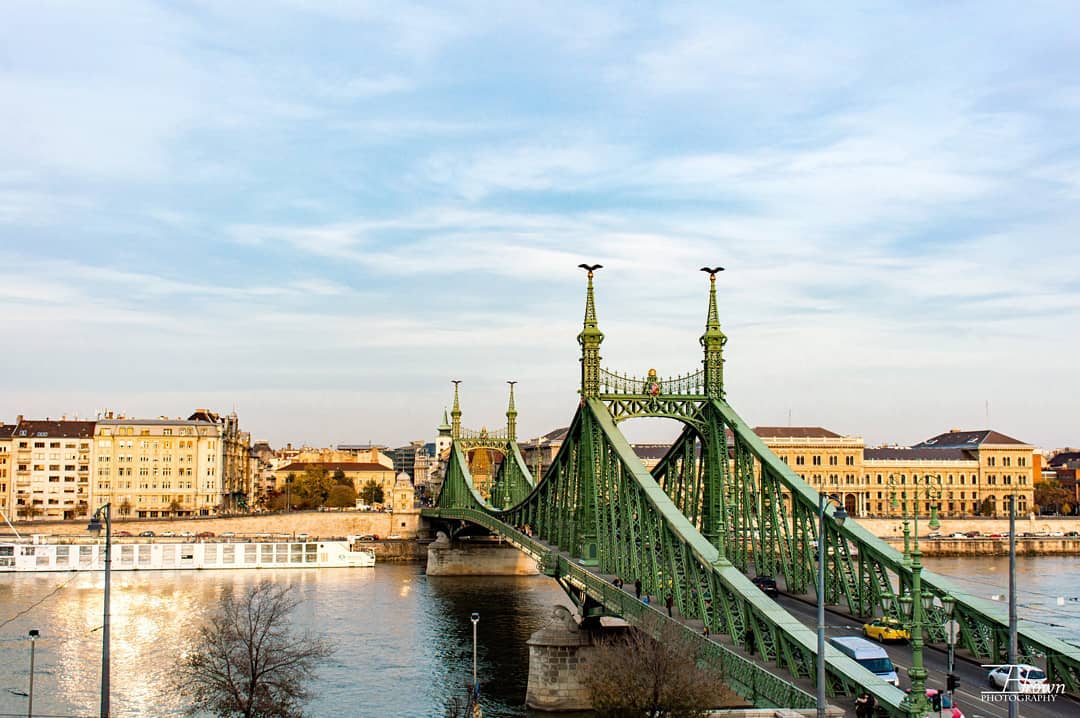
[665,593,673,617]
[634,578,642,599]
[854,691,874,718]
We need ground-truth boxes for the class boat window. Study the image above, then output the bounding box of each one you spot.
[162,545,176,565]
[222,545,235,564]
[275,544,287,563]
[291,544,303,563]
[305,544,317,562]
[121,545,135,564]
[0,546,12,556]
[80,546,93,566]
[36,553,51,566]
[180,545,194,561]
[138,545,152,565]
[22,546,36,556]
[204,545,217,564]
[246,545,258,563]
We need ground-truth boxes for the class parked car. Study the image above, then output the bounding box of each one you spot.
[862,617,910,643]
[221,531,235,537]
[114,530,133,537]
[950,532,966,538]
[296,533,310,540]
[1065,531,1080,537]
[160,531,175,537]
[179,531,195,537]
[964,531,981,538]
[387,534,403,539]
[751,575,779,598]
[196,531,215,538]
[357,534,377,541]
[139,530,155,537]
[987,664,1048,693]
[927,531,941,539]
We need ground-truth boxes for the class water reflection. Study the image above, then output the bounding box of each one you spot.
[0,566,573,718]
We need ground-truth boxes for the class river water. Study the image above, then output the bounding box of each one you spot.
[1,556,1077,718]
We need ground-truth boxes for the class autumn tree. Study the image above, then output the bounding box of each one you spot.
[293,466,334,509]
[174,580,333,718]
[583,616,733,718]
[331,468,350,486]
[1034,480,1072,515]
[326,484,357,508]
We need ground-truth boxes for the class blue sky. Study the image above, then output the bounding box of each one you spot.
[2,1,1079,450]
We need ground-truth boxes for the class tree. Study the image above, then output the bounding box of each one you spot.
[583,616,733,718]
[119,499,133,517]
[331,469,350,487]
[293,466,334,509]
[980,498,996,517]
[1035,480,1072,515]
[360,479,385,506]
[170,499,183,516]
[174,580,333,718]
[326,484,357,508]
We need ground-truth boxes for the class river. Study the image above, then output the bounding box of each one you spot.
[1,556,1077,717]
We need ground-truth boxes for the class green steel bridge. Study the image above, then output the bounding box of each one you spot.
[422,268,1080,717]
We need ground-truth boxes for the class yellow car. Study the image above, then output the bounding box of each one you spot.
[863,618,910,643]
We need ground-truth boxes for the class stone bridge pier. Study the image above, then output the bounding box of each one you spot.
[424,532,539,575]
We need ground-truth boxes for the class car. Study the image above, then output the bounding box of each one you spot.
[221,531,235,537]
[862,617,910,643]
[296,533,310,540]
[114,530,133,537]
[387,534,403,539]
[357,534,377,541]
[196,531,215,538]
[1049,531,1064,537]
[964,531,981,538]
[828,636,900,687]
[950,532,966,538]
[139,530,155,537]
[179,531,195,537]
[160,531,175,537]
[751,576,779,598]
[927,531,941,539]
[987,664,1049,693]
[988,533,1003,539]
[1066,531,1080,537]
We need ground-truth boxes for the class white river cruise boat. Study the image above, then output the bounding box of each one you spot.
[0,534,376,572]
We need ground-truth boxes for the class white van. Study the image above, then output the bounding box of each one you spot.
[829,636,900,687]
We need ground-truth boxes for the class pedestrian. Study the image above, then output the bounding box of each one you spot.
[613,577,623,590]
[634,578,642,599]
[643,594,650,605]
[854,691,875,718]
[665,593,673,618]
[702,624,710,638]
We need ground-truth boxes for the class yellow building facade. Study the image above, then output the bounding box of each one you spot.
[7,419,95,521]
[756,427,1036,518]
[93,413,251,519]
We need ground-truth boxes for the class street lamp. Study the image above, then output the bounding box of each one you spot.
[28,629,39,718]
[941,594,958,708]
[470,612,480,709]
[286,476,293,512]
[87,503,112,718]
[890,474,942,718]
[817,493,847,718]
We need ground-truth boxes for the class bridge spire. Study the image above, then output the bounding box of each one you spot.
[450,380,462,440]
[577,264,604,398]
[506,381,518,442]
[699,267,728,399]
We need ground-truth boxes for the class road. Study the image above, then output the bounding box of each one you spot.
[776,595,1079,718]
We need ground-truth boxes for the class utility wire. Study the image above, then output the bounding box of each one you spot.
[0,573,84,631]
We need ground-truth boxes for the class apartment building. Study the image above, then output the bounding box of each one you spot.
[92,410,251,519]
[8,418,96,520]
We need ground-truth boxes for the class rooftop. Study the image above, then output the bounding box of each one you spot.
[914,429,1029,449]
[12,420,97,439]
[754,426,843,439]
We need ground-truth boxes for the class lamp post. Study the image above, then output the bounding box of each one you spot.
[470,612,480,708]
[286,476,293,512]
[28,629,39,718]
[942,594,957,709]
[87,503,112,718]
[890,475,942,718]
[1008,494,1018,718]
[887,475,912,565]
[817,492,847,718]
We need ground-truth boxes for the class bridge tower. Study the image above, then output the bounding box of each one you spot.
[577,264,604,399]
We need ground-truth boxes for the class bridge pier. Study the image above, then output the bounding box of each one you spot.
[425,532,539,575]
[525,606,598,711]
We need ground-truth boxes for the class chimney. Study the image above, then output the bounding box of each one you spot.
[16,414,23,424]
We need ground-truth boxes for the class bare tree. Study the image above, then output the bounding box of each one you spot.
[174,580,333,718]
[583,616,733,718]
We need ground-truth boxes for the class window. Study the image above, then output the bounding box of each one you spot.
[795,456,805,466]
[1003,456,1011,467]
[812,455,822,466]
[988,457,996,467]
[1019,456,1027,467]
[845,456,855,466]
[828,455,838,466]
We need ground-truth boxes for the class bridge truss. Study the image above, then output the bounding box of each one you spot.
[424,268,1080,717]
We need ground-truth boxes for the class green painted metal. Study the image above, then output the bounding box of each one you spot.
[426,268,1080,715]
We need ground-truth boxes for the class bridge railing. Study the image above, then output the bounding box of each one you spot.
[599,367,705,396]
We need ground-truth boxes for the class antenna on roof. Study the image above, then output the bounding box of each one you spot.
[788,408,792,426]
[986,399,990,427]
